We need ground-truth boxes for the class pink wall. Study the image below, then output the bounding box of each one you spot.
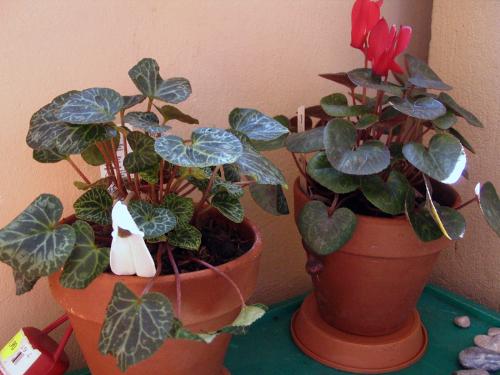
[0,0,432,369]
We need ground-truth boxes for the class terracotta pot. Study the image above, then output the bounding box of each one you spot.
[293,178,456,336]
[49,212,262,375]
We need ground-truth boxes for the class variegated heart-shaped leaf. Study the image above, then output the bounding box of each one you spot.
[320,93,370,117]
[432,110,457,130]
[324,119,390,175]
[155,128,243,168]
[167,223,202,251]
[55,123,117,155]
[477,182,500,237]
[250,115,289,151]
[438,93,483,128]
[389,96,446,120]
[123,131,160,173]
[57,88,123,124]
[155,105,199,125]
[128,200,176,239]
[347,68,403,96]
[124,111,171,133]
[0,195,76,295]
[161,194,194,225]
[285,126,325,153]
[405,54,452,90]
[307,151,359,194]
[121,95,146,111]
[229,108,289,142]
[361,170,411,215]
[211,192,244,223]
[128,58,191,104]
[249,184,289,215]
[60,220,110,289]
[74,187,113,225]
[403,134,466,184]
[99,282,174,372]
[298,201,357,255]
[33,148,67,163]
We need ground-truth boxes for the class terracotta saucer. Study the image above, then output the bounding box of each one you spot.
[291,293,428,374]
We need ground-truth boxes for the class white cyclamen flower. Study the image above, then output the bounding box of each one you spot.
[110,201,156,277]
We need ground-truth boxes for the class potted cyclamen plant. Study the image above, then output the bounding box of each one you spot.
[0,58,290,374]
[286,0,500,373]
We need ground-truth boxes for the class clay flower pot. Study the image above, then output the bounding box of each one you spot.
[49,214,262,375]
[291,178,458,373]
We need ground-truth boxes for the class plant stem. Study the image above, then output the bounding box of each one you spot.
[158,160,165,202]
[456,196,478,210]
[142,245,165,296]
[95,142,119,190]
[327,194,339,217]
[291,153,307,180]
[133,173,141,197]
[146,97,153,112]
[66,157,91,184]
[174,181,192,194]
[108,140,126,197]
[194,167,220,214]
[189,257,245,307]
[180,186,197,197]
[166,245,182,318]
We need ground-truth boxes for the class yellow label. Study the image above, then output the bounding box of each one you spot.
[0,330,25,360]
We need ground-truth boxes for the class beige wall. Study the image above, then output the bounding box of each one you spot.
[0,0,432,369]
[429,0,500,310]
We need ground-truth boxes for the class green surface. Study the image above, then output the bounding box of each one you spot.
[69,284,500,375]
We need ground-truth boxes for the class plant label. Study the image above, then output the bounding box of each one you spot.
[0,329,41,375]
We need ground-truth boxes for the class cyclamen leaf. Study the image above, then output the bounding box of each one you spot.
[121,95,146,111]
[57,88,124,124]
[319,72,357,90]
[220,304,268,335]
[448,128,475,154]
[55,123,117,155]
[155,78,192,104]
[320,93,370,117]
[235,141,286,186]
[249,184,289,216]
[128,200,176,239]
[167,223,202,251]
[389,96,446,121]
[123,131,160,173]
[477,182,500,237]
[405,54,452,90]
[0,195,76,295]
[74,187,113,225]
[60,221,110,289]
[307,151,359,194]
[124,111,171,133]
[211,192,244,223]
[139,165,160,184]
[432,110,458,130]
[285,127,325,153]
[161,194,194,224]
[99,283,174,372]
[155,105,199,125]
[405,192,443,242]
[438,92,483,128]
[73,177,112,191]
[155,128,243,168]
[360,170,411,215]
[347,68,403,96]
[229,108,289,142]
[33,148,67,163]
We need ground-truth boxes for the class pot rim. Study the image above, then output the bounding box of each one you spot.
[294,177,460,227]
[60,212,263,284]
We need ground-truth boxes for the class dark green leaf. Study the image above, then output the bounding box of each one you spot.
[33,148,67,163]
[298,201,356,255]
[73,177,111,191]
[124,111,171,133]
[320,93,370,117]
[402,133,466,184]
[55,123,117,155]
[319,72,356,89]
[477,182,500,237]
[121,95,146,111]
[167,223,202,251]
[405,193,442,242]
[155,78,192,104]
[74,187,113,225]
[324,119,390,175]
[60,220,109,289]
[361,170,410,215]
[57,88,123,124]
[306,151,359,193]
[438,93,483,128]
[432,110,457,130]
[285,127,325,153]
[347,68,403,96]
[81,143,105,166]
[98,282,174,372]
[155,128,242,168]
[229,108,289,142]
[128,200,176,238]
[448,128,475,154]
[249,184,289,215]
[123,131,160,173]
[0,195,76,295]
[405,54,452,90]
[155,105,199,124]
[139,165,159,184]
[161,194,194,224]
[211,192,244,223]
[389,96,446,120]
[356,114,378,129]
[223,164,241,183]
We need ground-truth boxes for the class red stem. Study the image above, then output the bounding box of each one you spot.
[456,196,478,210]
[167,245,182,318]
[291,153,307,180]
[66,157,91,184]
[158,160,165,202]
[142,245,164,296]
[194,167,220,214]
[180,186,197,197]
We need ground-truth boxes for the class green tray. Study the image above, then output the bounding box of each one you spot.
[69,284,500,374]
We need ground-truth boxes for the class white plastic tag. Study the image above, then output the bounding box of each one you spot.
[100,136,128,195]
[0,329,41,375]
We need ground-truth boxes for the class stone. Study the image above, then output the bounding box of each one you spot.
[474,334,500,353]
[459,347,500,371]
[453,370,490,375]
[488,327,500,337]
[454,315,471,328]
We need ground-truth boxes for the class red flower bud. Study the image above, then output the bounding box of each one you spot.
[351,0,383,50]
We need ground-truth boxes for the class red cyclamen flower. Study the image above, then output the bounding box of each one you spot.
[366,18,412,76]
[351,0,384,50]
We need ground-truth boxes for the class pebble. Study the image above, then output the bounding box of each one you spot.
[453,370,490,375]
[474,335,500,353]
[488,327,500,337]
[459,347,500,371]
[454,315,471,328]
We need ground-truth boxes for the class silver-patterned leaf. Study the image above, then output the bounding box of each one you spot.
[229,108,289,142]
[307,151,359,194]
[33,148,67,163]
[74,187,113,225]
[249,184,289,216]
[123,131,160,173]
[55,123,117,155]
[0,195,76,295]
[405,54,452,90]
[60,220,110,289]
[167,223,202,251]
[161,194,194,225]
[121,95,146,111]
[211,192,244,223]
[155,128,243,168]
[438,92,483,128]
[324,119,390,175]
[285,127,325,153]
[124,111,171,133]
[128,200,176,238]
[57,88,123,124]
[99,282,174,372]
[389,96,446,120]
[155,77,192,104]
